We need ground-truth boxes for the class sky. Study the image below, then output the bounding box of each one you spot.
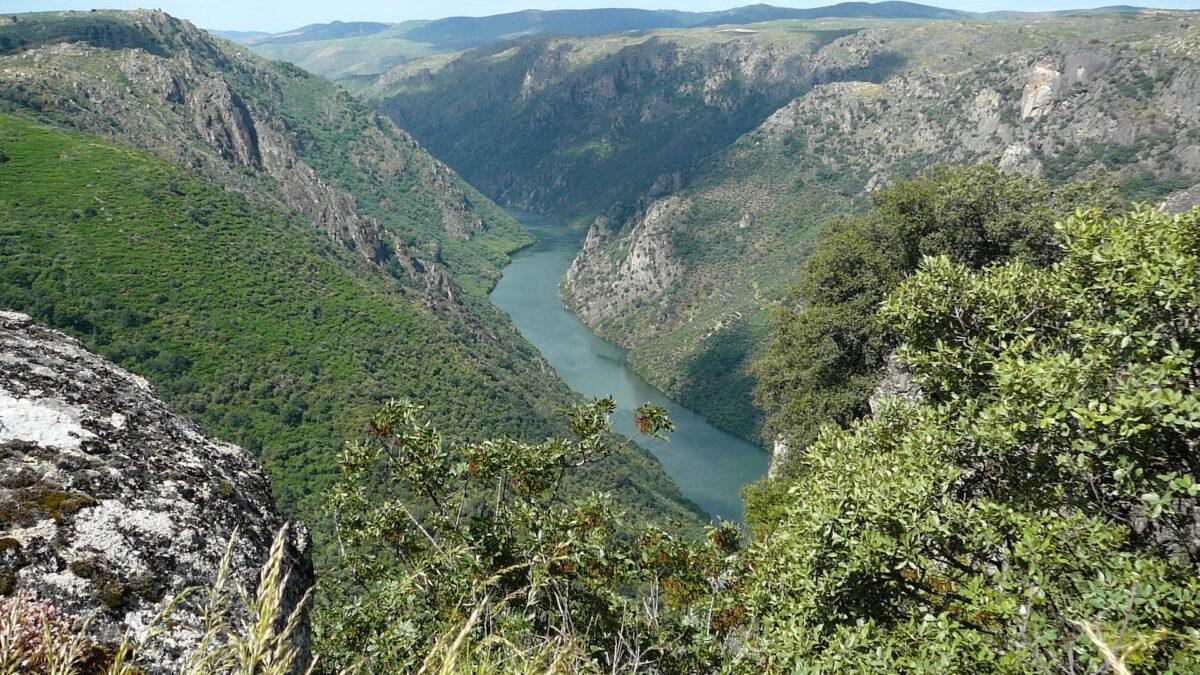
[5,0,1200,32]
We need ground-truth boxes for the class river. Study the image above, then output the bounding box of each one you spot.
[489,210,768,522]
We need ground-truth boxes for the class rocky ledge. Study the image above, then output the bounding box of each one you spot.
[0,311,312,671]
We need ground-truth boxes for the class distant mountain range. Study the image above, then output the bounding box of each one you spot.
[246,20,394,44]
[218,3,973,52]
[214,2,1154,82]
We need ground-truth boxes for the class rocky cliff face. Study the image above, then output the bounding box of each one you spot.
[559,12,1200,444]
[370,25,906,216]
[0,10,515,292]
[0,311,312,671]
[565,197,685,330]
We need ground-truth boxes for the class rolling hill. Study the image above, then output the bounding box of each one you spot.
[226,2,972,81]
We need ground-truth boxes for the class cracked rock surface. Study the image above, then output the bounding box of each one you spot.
[0,311,312,672]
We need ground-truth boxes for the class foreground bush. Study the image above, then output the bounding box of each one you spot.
[738,206,1200,671]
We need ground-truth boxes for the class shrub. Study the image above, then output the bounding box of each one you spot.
[738,206,1200,671]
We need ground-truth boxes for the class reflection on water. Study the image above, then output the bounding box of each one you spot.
[489,210,768,522]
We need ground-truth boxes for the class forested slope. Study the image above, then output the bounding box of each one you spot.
[560,13,1200,443]
[0,11,704,560]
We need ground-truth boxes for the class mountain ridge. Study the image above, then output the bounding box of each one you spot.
[375,10,1200,444]
[220,2,970,80]
[0,9,704,563]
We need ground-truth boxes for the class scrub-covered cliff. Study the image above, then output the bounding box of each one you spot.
[0,11,703,562]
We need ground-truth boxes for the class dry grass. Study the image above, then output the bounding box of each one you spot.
[0,524,314,675]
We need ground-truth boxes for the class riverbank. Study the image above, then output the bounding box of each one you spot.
[489,209,768,522]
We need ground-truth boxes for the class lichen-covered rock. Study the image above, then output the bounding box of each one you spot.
[868,356,923,416]
[0,311,312,672]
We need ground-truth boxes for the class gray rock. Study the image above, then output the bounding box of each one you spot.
[1163,184,1200,214]
[0,312,312,672]
[767,436,791,480]
[563,195,685,340]
[868,356,922,416]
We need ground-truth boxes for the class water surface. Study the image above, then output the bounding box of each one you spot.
[490,210,768,522]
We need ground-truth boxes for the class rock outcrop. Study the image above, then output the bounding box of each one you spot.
[564,196,685,336]
[0,312,312,672]
[867,356,923,415]
[767,437,791,480]
[1164,183,1200,213]
[1020,63,1061,119]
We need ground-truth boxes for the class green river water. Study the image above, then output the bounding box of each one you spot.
[490,210,768,522]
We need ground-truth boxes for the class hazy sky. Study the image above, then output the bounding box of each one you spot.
[7,0,1200,32]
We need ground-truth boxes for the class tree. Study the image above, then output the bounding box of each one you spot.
[315,397,736,673]
[737,206,1200,672]
[749,165,1119,528]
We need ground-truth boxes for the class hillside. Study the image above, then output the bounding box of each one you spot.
[563,12,1200,443]
[230,5,1140,91]
[375,11,1200,445]
[369,23,908,218]
[231,3,968,82]
[0,11,704,557]
[400,8,693,50]
[229,22,438,83]
[245,20,393,44]
[0,10,535,294]
[695,1,970,26]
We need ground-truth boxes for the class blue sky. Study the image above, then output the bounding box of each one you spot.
[6,0,1200,32]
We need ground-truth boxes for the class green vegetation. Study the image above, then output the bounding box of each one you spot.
[0,10,530,296]
[314,397,709,671]
[0,10,705,561]
[311,202,1200,672]
[734,204,1200,670]
[5,7,1200,670]
[248,30,438,82]
[241,61,530,294]
[753,166,1119,465]
[10,172,1200,670]
[0,114,701,566]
